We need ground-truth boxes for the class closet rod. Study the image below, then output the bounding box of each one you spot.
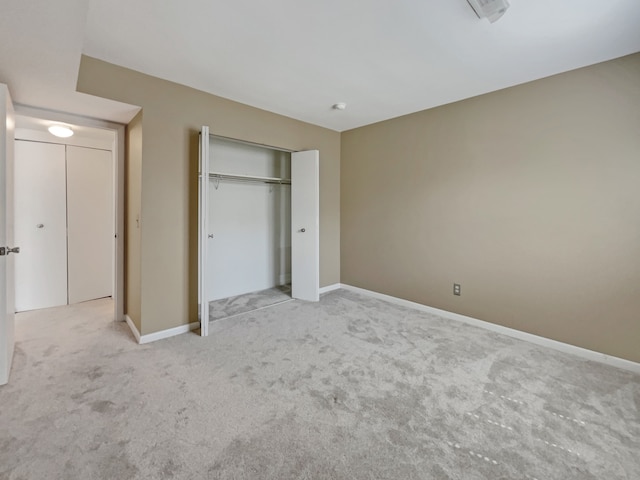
[209,172,291,185]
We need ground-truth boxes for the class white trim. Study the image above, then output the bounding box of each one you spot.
[125,314,199,345]
[124,315,141,343]
[138,322,200,344]
[340,284,640,374]
[114,124,125,323]
[319,283,342,294]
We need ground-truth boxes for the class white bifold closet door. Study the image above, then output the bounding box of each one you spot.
[66,146,113,304]
[14,141,68,311]
[291,150,319,302]
[14,142,113,311]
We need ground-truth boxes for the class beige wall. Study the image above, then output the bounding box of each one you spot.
[341,53,640,363]
[125,110,142,331]
[77,57,340,335]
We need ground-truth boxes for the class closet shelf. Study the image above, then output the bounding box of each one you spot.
[209,172,291,185]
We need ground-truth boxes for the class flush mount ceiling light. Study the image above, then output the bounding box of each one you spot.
[48,124,74,138]
[332,103,347,110]
[467,0,510,23]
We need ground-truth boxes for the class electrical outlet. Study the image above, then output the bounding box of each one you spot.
[453,283,461,296]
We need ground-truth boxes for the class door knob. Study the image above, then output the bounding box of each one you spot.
[300,228,306,233]
[0,246,20,256]
[36,224,44,229]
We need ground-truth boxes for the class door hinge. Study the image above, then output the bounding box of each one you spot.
[0,247,5,256]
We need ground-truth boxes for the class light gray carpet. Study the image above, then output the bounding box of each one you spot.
[209,284,291,322]
[1,290,638,479]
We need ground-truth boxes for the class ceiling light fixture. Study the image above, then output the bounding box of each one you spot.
[48,124,74,138]
[467,0,510,23]
[332,103,347,110]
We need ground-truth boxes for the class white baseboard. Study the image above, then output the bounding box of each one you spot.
[339,284,640,374]
[319,283,342,295]
[124,315,141,343]
[125,314,199,345]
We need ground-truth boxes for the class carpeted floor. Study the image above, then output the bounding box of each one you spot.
[1,290,638,479]
[209,285,291,322]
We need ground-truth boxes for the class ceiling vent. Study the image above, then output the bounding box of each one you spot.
[467,0,510,23]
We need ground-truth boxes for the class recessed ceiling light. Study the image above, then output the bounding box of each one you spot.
[332,103,347,110]
[48,124,74,138]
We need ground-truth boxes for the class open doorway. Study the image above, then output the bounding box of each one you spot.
[12,107,124,322]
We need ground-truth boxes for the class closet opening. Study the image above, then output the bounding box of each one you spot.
[199,127,320,336]
[205,135,293,322]
[12,108,124,324]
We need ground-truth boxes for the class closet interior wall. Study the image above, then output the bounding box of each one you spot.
[207,137,291,302]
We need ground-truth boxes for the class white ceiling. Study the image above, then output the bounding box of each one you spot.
[0,0,139,124]
[1,0,639,131]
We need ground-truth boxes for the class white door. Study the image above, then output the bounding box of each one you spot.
[14,141,68,311]
[198,126,210,336]
[291,150,319,301]
[1,84,16,385]
[67,146,113,304]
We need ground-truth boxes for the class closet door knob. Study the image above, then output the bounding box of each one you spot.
[36,224,44,229]
[300,228,306,233]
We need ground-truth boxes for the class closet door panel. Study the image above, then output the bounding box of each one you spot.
[291,150,319,302]
[66,146,113,304]
[14,141,68,311]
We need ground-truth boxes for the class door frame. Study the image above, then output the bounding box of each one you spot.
[16,105,126,323]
